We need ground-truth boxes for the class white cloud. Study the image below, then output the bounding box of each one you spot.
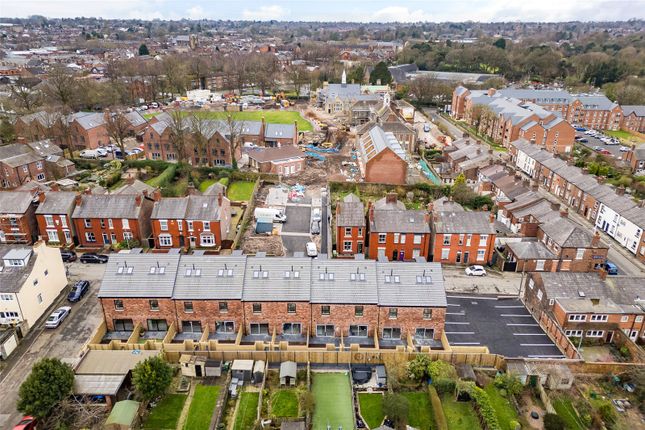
[369,6,433,23]
[187,6,205,20]
[242,5,288,20]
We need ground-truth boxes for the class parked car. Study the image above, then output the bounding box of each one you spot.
[574,127,587,132]
[593,146,603,151]
[602,261,619,275]
[130,147,143,154]
[306,241,318,257]
[465,265,487,276]
[45,306,71,329]
[95,148,108,157]
[113,149,124,159]
[67,280,90,302]
[310,219,320,235]
[80,253,109,264]
[598,149,612,156]
[13,416,37,430]
[79,149,99,159]
[312,207,321,222]
[60,249,77,262]
[619,146,630,152]
[577,138,588,143]
[423,123,431,132]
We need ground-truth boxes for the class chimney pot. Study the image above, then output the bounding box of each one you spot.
[75,194,82,205]
[598,268,607,281]
[38,192,46,203]
[127,176,135,185]
[135,195,142,206]
[385,192,397,204]
[591,231,601,247]
[560,208,569,218]
[218,192,223,206]
[616,186,625,196]
[596,176,605,184]
[489,212,495,223]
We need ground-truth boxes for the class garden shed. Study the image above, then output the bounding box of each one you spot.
[232,359,254,382]
[179,354,206,377]
[375,365,387,386]
[280,361,297,386]
[205,359,222,377]
[253,360,265,383]
[103,400,141,430]
[507,360,573,389]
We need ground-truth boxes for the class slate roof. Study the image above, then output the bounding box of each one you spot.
[151,197,189,219]
[507,241,557,259]
[186,195,224,220]
[0,246,35,293]
[432,197,464,212]
[242,257,311,302]
[246,145,304,163]
[358,125,406,164]
[26,140,63,157]
[0,191,34,214]
[35,191,77,214]
[72,194,143,219]
[0,143,43,167]
[433,211,495,234]
[98,254,181,298]
[621,105,645,117]
[376,261,446,307]
[572,95,617,111]
[173,255,246,300]
[265,123,296,139]
[112,180,156,195]
[319,83,362,100]
[371,197,429,233]
[124,111,147,127]
[539,218,597,248]
[73,112,105,130]
[310,260,378,304]
[336,193,365,227]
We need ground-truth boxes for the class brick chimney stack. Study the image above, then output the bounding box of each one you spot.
[368,202,374,222]
[385,192,397,205]
[598,267,607,281]
[135,195,142,207]
[152,189,162,201]
[591,231,601,247]
[50,183,59,192]
[218,192,223,207]
[38,192,46,203]
[488,88,496,96]
[560,208,568,218]
[616,186,625,196]
[489,212,495,223]
[75,194,82,206]
[84,188,92,195]
[127,176,135,185]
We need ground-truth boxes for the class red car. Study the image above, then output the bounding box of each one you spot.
[13,416,37,430]
[598,149,612,156]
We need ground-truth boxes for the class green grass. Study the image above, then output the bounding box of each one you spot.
[227,181,255,201]
[402,391,435,430]
[183,385,220,430]
[270,389,299,417]
[358,393,385,429]
[146,110,313,131]
[441,395,481,430]
[144,394,187,429]
[484,385,519,430]
[234,391,260,430]
[312,373,354,430]
[552,397,585,430]
[145,164,177,188]
[605,130,639,143]
[199,179,218,193]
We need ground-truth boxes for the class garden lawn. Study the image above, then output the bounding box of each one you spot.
[144,394,187,429]
[358,393,385,429]
[552,397,585,430]
[312,372,354,430]
[484,384,519,430]
[183,385,220,430]
[234,391,260,430]
[199,179,217,193]
[441,395,481,430]
[605,130,639,143]
[402,391,435,430]
[147,110,312,131]
[271,389,299,417]
[227,181,255,201]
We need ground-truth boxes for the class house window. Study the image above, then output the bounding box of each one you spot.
[253,303,262,313]
[203,221,210,231]
[621,316,629,322]
[413,234,422,245]
[415,328,434,339]
[178,221,183,232]
[149,300,159,311]
[458,234,464,245]
[184,302,193,313]
[114,300,124,311]
[219,302,228,313]
[37,293,42,304]
[357,228,363,237]
[441,248,449,259]
[108,218,113,229]
[343,241,352,252]
[479,234,488,246]
[378,233,386,243]
[84,219,92,228]
[283,323,301,335]
[44,215,54,227]
[147,319,168,331]
[22,165,28,173]
[349,325,368,337]
[113,319,134,331]
[159,220,168,231]
[200,234,215,247]
[423,308,432,320]
[33,279,38,286]
[159,235,172,247]
[345,227,352,236]
[250,323,269,335]
[400,234,406,244]
[122,219,129,229]
[382,327,401,339]
[355,306,364,317]
[60,217,67,228]
[47,230,59,242]
[123,231,133,241]
[590,315,608,322]
[216,321,235,333]
[636,316,643,323]
[182,321,202,333]
[568,314,587,322]
[388,308,398,319]
[537,289,543,300]
[575,248,585,259]
[316,325,335,337]
[321,305,330,316]
[477,250,486,261]
[528,279,534,289]
[85,232,96,242]
[586,330,604,337]
[394,233,400,244]
[36,161,43,170]
[443,234,451,245]
[565,330,583,337]
[287,303,296,314]
[187,220,194,231]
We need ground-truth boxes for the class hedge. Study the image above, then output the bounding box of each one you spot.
[123,159,172,172]
[428,386,448,430]
[146,164,177,188]
[469,386,502,430]
[433,378,456,395]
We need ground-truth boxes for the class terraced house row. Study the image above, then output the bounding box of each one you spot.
[510,138,645,263]
[97,252,447,349]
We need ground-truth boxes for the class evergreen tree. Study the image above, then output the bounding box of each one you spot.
[139,43,150,56]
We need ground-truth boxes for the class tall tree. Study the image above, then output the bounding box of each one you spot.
[167,110,190,163]
[10,78,42,113]
[224,114,243,169]
[132,356,172,401]
[288,65,310,98]
[138,43,149,56]
[370,61,393,85]
[17,358,74,419]
[45,64,78,109]
[105,110,131,156]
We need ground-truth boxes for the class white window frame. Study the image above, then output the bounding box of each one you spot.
[476,249,485,261]
[344,227,352,236]
[565,330,583,337]
[108,218,113,229]
[441,248,449,260]
[159,234,172,247]
[568,314,587,322]
[85,232,96,242]
[122,219,130,229]
[200,233,215,247]
[44,215,54,227]
[159,220,168,231]
[443,234,451,245]
[590,314,608,322]
[479,234,488,246]
[378,233,386,244]
[586,330,604,338]
[203,221,210,232]
[47,230,59,242]
[575,248,585,260]
[413,234,421,245]
[343,241,352,252]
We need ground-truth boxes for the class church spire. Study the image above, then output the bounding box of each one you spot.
[341,68,347,85]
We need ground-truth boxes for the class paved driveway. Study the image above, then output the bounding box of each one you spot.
[442,266,523,295]
[282,206,312,233]
[0,262,106,429]
[445,295,564,358]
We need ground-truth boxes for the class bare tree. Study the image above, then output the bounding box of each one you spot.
[105,110,131,156]
[188,111,213,166]
[44,64,78,109]
[166,110,190,164]
[10,78,42,113]
[44,110,75,159]
[188,55,212,90]
[223,114,244,169]
[224,54,249,94]
[161,55,189,97]
[288,65,310,99]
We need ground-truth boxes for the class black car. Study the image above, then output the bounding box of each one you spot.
[80,253,109,264]
[60,249,77,263]
[67,280,90,302]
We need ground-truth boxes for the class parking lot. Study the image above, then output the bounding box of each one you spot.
[576,132,627,159]
[445,295,564,358]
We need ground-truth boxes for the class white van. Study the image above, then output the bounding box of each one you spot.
[254,207,287,223]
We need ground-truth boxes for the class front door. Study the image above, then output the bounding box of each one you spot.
[189,236,196,247]
[63,230,72,244]
[179,235,185,248]
[463,252,469,264]
[456,251,462,263]
[606,331,614,343]
[357,242,363,254]
[630,330,638,341]
[392,250,398,261]
[102,233,109,244]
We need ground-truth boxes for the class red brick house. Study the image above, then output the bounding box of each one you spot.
[69,112,110,150]
[0,144,49,189]
[524,272,645,344]
[35,191,78,246]
[245,146,305,176]
[72,192,154,248]
[620,106,645,133]
[335,193,365,256]
[151,193,231,250]
[431,210,496,265]
[367,194,431,261]
[0,191,38,244]
[623,144,645,174]
[14,111,58,142]
[357,125,408,185]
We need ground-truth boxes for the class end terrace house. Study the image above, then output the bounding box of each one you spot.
[72,192,154,248]
[431,210,497,265]
[35,191,78,246]
[0,191,38,244]
[150,193,231,250]
[335,193,366,257]
[0,242,67,332]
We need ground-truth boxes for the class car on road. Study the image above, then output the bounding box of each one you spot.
[312,207,321,222]
[80,253,109,264]
[620,146,630,152]
[95,147,108,157]
[67,280,90,302]
[45,306,71,329]
[598,149,612,156]
[60,249,77,262]
[79,149,99,159]
[306,241,318,257]
[310,219,320,235]
[423,123,431,132]
[574,126,587,132]
[465,265,487,276]
[602,261,619,275]
[13,416,37,430]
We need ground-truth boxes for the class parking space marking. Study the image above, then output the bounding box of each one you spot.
[513,333,549,336]
[445,321,470,325]
[447,303,461,307]
[446,312,465,316]
[501,314,532,317]
[445,332,475,335]
[447,295,497,300]
[494,305,525,308]
[506,323,540,326]
[452,342,481,345]
[520,343,556,347]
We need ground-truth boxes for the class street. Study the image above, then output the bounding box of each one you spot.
[0,261,106,429]
[423,107,463,140]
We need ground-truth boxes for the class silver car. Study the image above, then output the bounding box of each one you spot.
[45,306,71,329]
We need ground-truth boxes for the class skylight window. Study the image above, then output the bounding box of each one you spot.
[227,269,233,277]
[393,275,400,283]
[359,273,366,281]
[218,269,224,276]
[126,267,134,275]
[117,267,124,274]
[319,273,325,280]
[159,267,165,274]
[293,271,300,279]
[253,270,259,278]
[284,271,291,279]
[385,275,391,283]
[194,269,201,277]
[186,269,192,276]
[350,273,356,281]
[262,271,269,278]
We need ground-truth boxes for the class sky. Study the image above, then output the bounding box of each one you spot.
[1,0,643,22]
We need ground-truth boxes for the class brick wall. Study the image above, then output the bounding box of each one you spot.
[36,213,74,245]
[174,299,244,334]
[243,301,311,335]
[377,306,445,340]
[101,298,177,330]
[336,225,366,255]
[432,233,495,265]
[74,217,145,247]
[368,231,431,261]
[365,149,407,185]
[311,304,380,337]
